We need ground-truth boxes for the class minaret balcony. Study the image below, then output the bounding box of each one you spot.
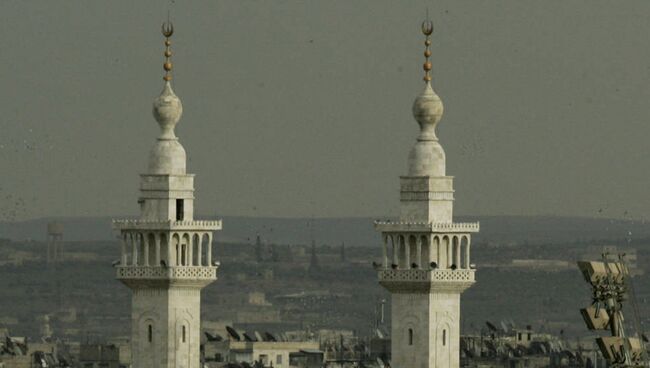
[112,219,222,231]
[116,265,217,287]
[378,268,475,293]
[374,221,479,233]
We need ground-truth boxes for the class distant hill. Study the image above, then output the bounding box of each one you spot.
[1,215,649,247]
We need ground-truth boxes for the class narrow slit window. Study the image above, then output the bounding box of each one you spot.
[182,325,186,343]
[148,325,153,342]
[176,199,184,221]
[408,328,413,345]
[442,329,446,346]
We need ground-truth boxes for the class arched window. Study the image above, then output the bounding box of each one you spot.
[182,325,186,343]
[442,329,446,346]
[408,328,413,345]
[148,325,153,342]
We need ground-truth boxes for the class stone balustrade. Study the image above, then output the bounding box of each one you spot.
[112,219,222,230]
[374,221,479,233]
[116,265,217,280]
[378,268,474,283]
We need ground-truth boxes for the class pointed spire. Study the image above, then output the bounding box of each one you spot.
[153,19,182,140]
[422,14,433,83]
[162,18,174,82]
[407,15,446,177]
[148,19,186,175]
[412,16,443,141]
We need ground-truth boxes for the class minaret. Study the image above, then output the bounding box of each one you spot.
[46,221,63,264]
[309,240,319,271]
[113,21,220,368]
[374,17,479,368]
[255,234,263,262]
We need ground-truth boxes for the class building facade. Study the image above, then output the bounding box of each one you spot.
[205,339,321,368]
[375,19,479,368]
[113,23,220,368]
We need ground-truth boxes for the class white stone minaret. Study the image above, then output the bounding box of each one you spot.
[375,18,479,368]
[113,21,220,368]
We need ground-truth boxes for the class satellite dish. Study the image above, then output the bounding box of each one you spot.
[205,332,223,342]
[254,331,264,342]
[226,326,241,341]
[486,321,498,332]
[500,321,509,333]
[264,332,277,342]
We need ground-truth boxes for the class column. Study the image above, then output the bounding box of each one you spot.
[131,233,138,266]
[207,233,213,265]
[121,234,127,265]
[446,237,451,268]
[382,235,388,268]
[392,236,398,266]
[187,233,193,266]
[197,234,203,266]
[405,236,410,268]
[143,234,149,266]
[155,233,161,266]
[168,233,175,266]
[455,236,461,268]
[465,237,471,269]
[416,237,422,269]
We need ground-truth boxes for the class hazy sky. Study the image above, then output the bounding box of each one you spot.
[1,1,650,221]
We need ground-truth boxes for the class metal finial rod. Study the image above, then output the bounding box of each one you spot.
[162,20,174,81]
[421,16,433,82]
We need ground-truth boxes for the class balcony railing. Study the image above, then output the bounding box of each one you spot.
[374,221,479,233]
[112,219,222,231]
[378,268,474,283]
[116,265,217,280]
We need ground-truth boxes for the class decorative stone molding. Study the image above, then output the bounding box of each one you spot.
[374,221,479,233]
[400,191,455,201]
[378,269,475,293]
[113,219,222,231]
[379,269,474,282]
[116,265,217,280]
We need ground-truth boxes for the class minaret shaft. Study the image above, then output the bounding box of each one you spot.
[399,175,454,223]
[390,293,460,368]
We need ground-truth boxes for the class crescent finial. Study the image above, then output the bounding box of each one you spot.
[162,21,174,38]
